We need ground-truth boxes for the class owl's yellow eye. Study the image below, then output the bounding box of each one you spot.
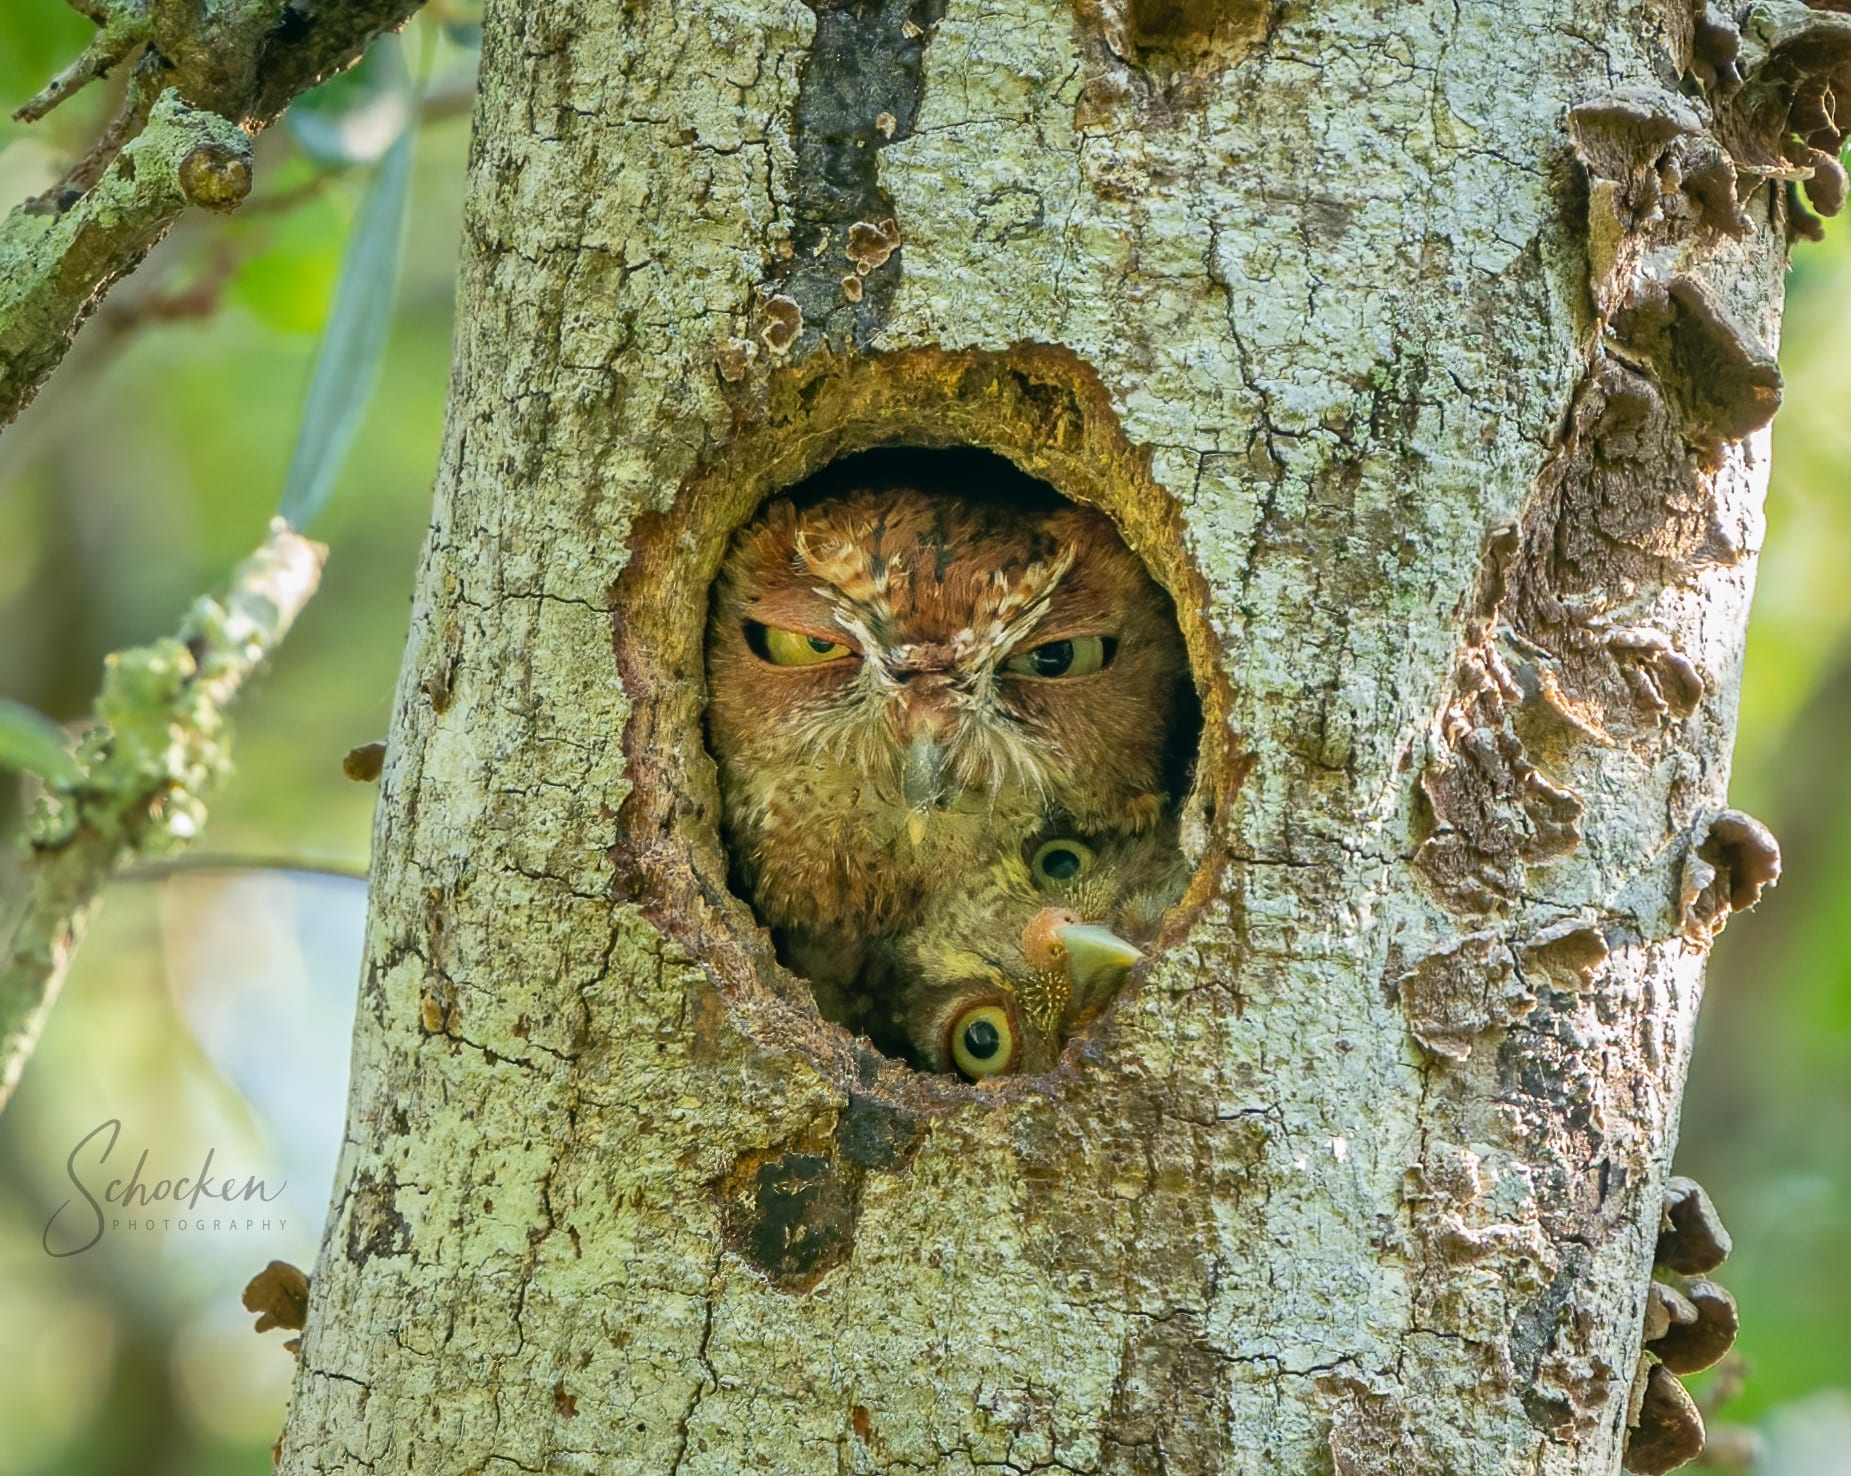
[1031,839,1095,887]
[749,623,854,667]
[1004,635,1110,678]
[947,1003,1016,1079]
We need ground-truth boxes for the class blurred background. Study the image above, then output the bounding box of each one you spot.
[0,4,1845,1469]
[0,8,472,1473]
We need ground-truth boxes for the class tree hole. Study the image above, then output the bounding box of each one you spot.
[702,444,1202,1080]
[611,346,1238,1101]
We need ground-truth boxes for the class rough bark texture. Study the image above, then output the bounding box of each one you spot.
[283,1,1823,1470]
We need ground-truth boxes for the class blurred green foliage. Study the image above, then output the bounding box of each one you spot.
[1680,213,1851,1438]
[0,5,472,1469]
[0,0,1845,1465]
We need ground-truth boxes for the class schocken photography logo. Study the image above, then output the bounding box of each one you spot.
[42,1118,287,1257]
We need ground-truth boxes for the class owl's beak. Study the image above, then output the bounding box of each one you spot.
[901,734,947,844]
[1059,924,1144,996]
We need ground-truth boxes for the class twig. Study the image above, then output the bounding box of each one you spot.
[0,520,326,1113]
[15,0,427,133]
[96,240,241,338]
[12,0,152,125]
[20,50,163,217]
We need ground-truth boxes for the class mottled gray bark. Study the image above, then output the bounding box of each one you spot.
[283,2,1839,1470]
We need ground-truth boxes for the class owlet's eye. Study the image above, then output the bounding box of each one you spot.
[748,623,854,667]
[1031,838,1095,887]
[948,1002,1016,1079]
[1004,635,1111,678]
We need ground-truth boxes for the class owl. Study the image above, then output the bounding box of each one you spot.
[887,824,1190,1078]
[706,484,1192,999]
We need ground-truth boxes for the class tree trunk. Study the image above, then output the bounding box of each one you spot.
[282,1,1834,1469]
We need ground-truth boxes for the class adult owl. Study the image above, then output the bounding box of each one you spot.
[891,825,1190,1079]
[705,480,1191,997]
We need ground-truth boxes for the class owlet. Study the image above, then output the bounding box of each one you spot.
[706,484,1191,993]
[890,825,1191,1079]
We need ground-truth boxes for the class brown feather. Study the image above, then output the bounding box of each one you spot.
[706,485,1191,1019]
[884,823,1191,1076]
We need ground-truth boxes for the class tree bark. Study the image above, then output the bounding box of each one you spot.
[282,1,1836,1470]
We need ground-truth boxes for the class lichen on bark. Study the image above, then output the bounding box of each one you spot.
[282,2,1802,1470]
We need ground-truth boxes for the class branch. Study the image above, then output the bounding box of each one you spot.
[15,0,429,137]
[0,520,326,1112]
[0,90,252,426]
[1,0,428,427]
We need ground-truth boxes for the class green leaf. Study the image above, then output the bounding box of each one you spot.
[276,113,416,532]
[0,697,79,786]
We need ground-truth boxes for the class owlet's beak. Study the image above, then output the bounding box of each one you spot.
[1058,923,1144,996]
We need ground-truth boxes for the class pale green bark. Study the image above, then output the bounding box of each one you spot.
[283,2,1825,1470]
